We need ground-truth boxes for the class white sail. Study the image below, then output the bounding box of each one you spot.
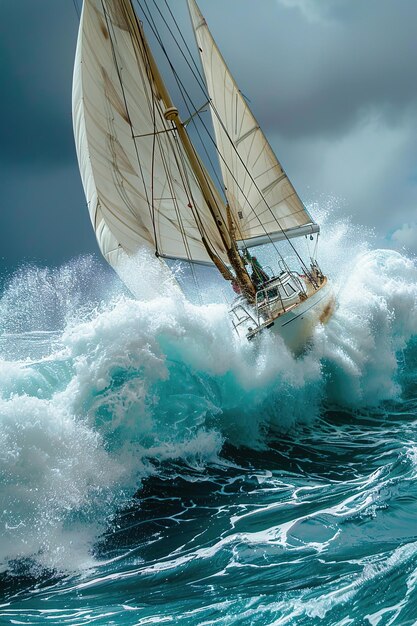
[187,0,318,247]
[72,0,230,268]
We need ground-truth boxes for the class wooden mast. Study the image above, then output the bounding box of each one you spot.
[124,1,256,301]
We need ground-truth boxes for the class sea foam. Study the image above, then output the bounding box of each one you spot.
[0,216,416,573]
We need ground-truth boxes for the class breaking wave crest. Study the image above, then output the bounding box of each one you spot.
[1,218,417,574]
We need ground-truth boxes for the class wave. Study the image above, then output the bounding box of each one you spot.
[0,216,416,573]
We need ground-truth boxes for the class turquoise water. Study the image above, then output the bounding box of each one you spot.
[1,239,417,625]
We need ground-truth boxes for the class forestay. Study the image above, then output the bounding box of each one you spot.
[187,0,319,248]
[73,0,229,268]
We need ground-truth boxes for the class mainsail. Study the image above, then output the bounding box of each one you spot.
[187,0,319,249]
[72,0,231,268]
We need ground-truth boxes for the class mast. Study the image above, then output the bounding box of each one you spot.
[131,5,255,299]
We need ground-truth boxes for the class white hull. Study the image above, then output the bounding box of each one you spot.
[231,280,335,353]
[265,281,335,352]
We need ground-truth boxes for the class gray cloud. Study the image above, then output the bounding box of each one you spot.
[194,0,417,246]
[0,0,416,274]
[0,163,97,267]
[0,0,79,167]
[203,0,417,140]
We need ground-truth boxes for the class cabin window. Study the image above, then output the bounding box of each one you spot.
[284,283,296,297]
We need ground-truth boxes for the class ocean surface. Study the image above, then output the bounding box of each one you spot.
[1,225,417,625]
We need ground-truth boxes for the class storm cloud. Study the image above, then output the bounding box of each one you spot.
[0,0,416,273]
[199,0,417,247]
[0,1,78,167]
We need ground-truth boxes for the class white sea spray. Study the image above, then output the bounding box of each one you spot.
[0,217,416,573]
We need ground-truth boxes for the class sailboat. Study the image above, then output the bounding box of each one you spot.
[72,0,335,352]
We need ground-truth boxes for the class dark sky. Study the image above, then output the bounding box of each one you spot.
[0,0,94,273]
[1,0,416,276]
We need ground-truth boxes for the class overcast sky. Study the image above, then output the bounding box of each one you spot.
[1,0,416,277]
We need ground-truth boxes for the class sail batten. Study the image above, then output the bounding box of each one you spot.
[72,0,230,270]
[187,0,318,246]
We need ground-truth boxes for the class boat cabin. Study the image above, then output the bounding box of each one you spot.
[229,270,308,337]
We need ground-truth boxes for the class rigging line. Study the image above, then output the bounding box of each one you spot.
[149,81,211,267]
[207,103,315,276]
[161,12,282,246]
[188,108,310,278]
[168,6,314,275]
[312,233,319,261]
[136,0,223,188]
[129,1,207,259]
[150,0,207,94]
[169,135,202,299]
[201,99,314,278]
[130,1,224,275]
[164,113,235,278]
[183,100,211,126]
[137,0,207,98]
[136,0,230,203]
[170,81,227,202]
[169,77,271,247]
[132,5,245,218]
[131,2,211,262]
[137,3,236,233]
[172,132,222,262]
[150,117,198,267]
[155,119,195,259]
[134,4,283,251]
[101,0,155,232]
[116,0,199,268]
[208,102,314,278]
[137,2,312,283]
[162,0,207,85]
[72,0,80,20]
[157,97,228,273]
[136,1,229,211]
[183,112,228,213]
[150,68,159,255]
[133,127,177,138]
[138,0,230,216]
[153,123,203,299]
[137,1,238,275]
